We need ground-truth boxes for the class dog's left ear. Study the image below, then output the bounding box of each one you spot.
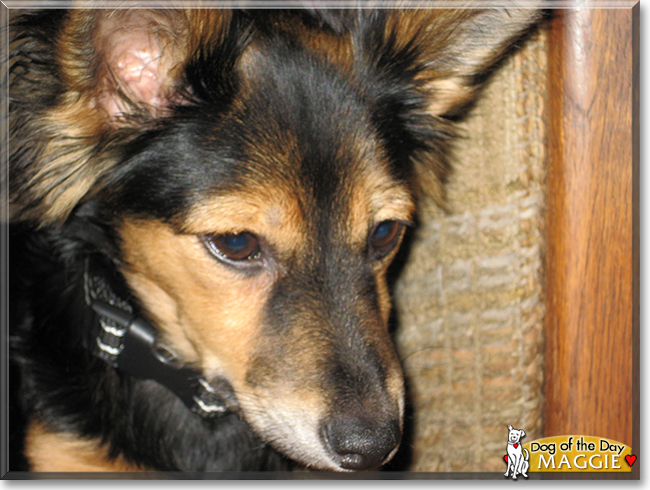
[355,6,542,202]
[383,7,543,116]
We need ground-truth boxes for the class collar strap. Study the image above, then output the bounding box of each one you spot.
[83,257,237,419]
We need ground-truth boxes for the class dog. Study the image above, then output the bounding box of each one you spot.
[7,6,541,473]
[505,425,530,479]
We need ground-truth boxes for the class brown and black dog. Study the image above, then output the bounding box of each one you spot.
[8,5,540,473]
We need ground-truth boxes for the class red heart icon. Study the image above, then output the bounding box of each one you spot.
[504,455,508,464]
[514,443,519,448]
[625,455,637,467]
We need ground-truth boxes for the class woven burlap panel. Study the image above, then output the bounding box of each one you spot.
[393,29,548,472]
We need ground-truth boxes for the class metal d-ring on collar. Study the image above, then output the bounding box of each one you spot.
[82,256,235,419]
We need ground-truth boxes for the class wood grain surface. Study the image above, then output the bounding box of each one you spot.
[544,5,639,479]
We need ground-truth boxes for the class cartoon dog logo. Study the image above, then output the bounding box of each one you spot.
[504,425,529,479]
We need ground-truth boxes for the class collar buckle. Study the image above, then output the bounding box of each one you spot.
[83,257,234,419]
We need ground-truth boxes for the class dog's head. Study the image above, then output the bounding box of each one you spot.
[10,7,540,471]
[508,425,527,445]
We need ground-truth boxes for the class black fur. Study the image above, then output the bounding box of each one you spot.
[9,7,541,473]
[10,216,287,472]
[9,8,415,473]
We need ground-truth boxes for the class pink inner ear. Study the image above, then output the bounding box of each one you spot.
[115,43,163,107]
[95,12,184,119]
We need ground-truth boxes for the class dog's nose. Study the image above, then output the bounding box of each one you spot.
[321,415,401,470]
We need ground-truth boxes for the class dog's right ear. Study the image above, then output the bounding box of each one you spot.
[508,425,514,430]
[46,9,249,123]
[9,9,247,224]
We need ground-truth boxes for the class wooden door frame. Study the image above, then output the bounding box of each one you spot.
[544,3,639,478]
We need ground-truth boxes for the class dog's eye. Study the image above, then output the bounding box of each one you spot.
[203,232,261,262]
[369,221,404,259]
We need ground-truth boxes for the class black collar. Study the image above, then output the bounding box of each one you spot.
[82,256,238,419]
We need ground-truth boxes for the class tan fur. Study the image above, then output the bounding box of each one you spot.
[118,218,340,468]
[117,156,412,467]
[9,6,539,224]
[345,152,414,323]
[118,160,412,379]
[425,77,475,116]
[10,9,236,225]
[262,13,355,75]
[182,188,308,260]
[25,420,143,472]
[10,5,542,471]
[386,7,539,93]
[119,218,269,380]
[342,135,415,243]
[348,165,414,242]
